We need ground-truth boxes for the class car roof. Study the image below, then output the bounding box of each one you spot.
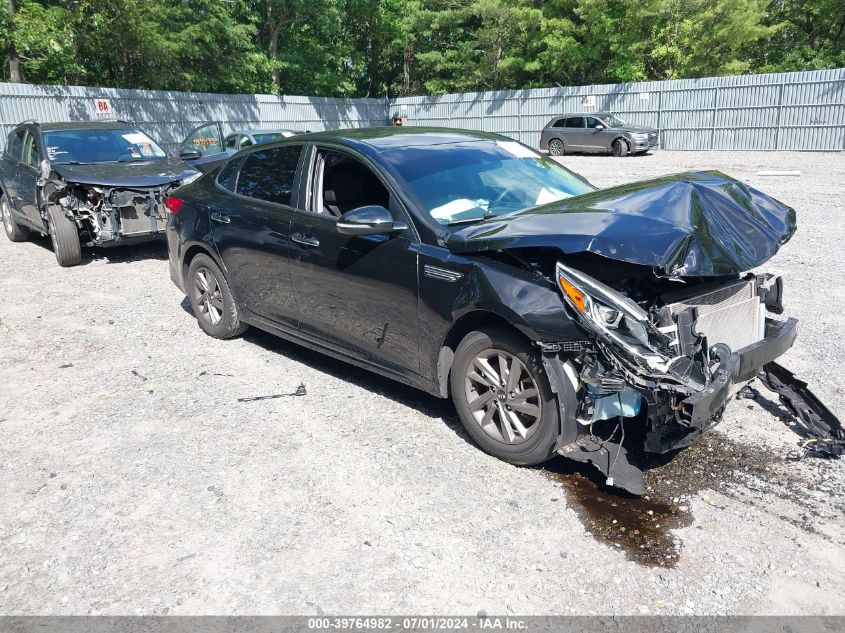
[548,112,610,120]
[228,129,300,136]
[22,121,137,133]
[291,126,508,150]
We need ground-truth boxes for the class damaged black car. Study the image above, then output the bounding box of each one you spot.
[0,120,201,266]
[165,128,808,493]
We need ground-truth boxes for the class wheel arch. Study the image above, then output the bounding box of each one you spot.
[435,309,536,398]
[182,242,225,287]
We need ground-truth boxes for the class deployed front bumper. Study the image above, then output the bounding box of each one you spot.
[682,317,798,426]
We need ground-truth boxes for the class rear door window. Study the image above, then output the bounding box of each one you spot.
[217,156,244,191]
[553,119,566,128]
[565,117,585,128]
[6,130,25,161]
[235,145,302,205]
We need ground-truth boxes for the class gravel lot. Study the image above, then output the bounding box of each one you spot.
[1,150,843,616]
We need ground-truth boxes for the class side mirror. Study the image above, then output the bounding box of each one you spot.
[337,205,405,236]
[593,124,605,130]
[179,149,203,161]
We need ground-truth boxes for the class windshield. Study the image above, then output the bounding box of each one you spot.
[600,114,628,127]
[382,140,595,225]
[252,132,284,144]
[43,128,167,164]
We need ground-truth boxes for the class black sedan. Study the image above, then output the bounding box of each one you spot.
[165,127,798,493]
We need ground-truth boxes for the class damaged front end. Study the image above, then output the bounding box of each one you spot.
[551,263,797,494]
[40,161,199,247]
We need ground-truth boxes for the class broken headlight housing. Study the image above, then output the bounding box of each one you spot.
[555,262,677,373]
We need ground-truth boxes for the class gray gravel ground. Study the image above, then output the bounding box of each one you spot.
[0,150,843,615]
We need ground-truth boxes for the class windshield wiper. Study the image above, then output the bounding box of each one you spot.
[118,156,153,162]
[447,210,498,226]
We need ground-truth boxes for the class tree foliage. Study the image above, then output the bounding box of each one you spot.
[1,0,842,95]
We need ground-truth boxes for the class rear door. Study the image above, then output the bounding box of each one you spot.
[1,129,26,217]
[180,123,228,172]
[562,117,586,149]
[209,144,306,329]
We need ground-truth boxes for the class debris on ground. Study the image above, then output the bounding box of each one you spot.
[237,382,307,402]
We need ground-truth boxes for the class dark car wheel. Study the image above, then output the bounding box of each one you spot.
[1,194,29,242]
[611,138,629,157]
[46,204,81,267]
[187,253,248,339]
[450,328,561,466]
[548,139,565,157]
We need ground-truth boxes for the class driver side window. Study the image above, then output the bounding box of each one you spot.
[22,131,39,168]
[311,150,390,218]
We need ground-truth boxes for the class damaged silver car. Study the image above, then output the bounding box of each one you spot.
[0,120,200,266]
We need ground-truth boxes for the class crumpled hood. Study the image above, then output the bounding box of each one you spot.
[51,158,198,188]
[448,171,796,276]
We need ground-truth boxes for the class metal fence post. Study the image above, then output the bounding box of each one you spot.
[774,82,785,151]
[710,86,719,150]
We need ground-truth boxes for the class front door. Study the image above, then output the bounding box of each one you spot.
[288,147,420,377]
[16,130,43,226]
[180,123,227,172]
[584,116,612,152]
[209,145,305,330]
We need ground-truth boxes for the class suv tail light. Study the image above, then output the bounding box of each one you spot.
[165,196,184,214]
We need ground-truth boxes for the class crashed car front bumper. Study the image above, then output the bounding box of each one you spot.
[683,317,798,426]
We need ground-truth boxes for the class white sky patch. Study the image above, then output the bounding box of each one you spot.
[430,198,481,221]
[495,141,538,159]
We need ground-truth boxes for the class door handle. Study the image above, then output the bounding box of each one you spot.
[291,232,320,248]
[210,211,230,224]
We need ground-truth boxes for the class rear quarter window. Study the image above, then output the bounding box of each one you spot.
[217,156,244,191]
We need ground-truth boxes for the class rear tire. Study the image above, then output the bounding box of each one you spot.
[548,139,565,157]
[612,138,629,157]
[187,253,248,339]
[450,328,560,466]
[47,204,81,267]
[1,194,29,242]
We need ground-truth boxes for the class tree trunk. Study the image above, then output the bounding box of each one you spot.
[403,43,412,94]
[269,22,282,89]
[7,0,22,82]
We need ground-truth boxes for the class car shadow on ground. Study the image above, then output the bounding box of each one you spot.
[24,232,169,265]
[178,296,471,445]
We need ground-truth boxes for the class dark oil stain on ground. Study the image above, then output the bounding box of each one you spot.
[541,432,784,568]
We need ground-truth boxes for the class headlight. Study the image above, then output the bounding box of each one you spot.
[630,133,649,141]
[556,263,675,373]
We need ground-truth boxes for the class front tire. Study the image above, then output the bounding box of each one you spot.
[187,253,248,339]
[46,204,81,267]
[611,138,629,157]
[1,194,29,242]
[548,139,565,157]
[450,329,560,466]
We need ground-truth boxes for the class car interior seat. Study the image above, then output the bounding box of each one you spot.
[323,157,389,217]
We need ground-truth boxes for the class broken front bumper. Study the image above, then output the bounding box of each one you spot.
[682,317,798,426]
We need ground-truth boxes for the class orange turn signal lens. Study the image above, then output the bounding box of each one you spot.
[559,276,587,313]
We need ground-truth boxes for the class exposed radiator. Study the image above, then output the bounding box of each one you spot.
[667,279,765,353]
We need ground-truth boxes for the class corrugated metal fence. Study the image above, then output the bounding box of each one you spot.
[392,68,845,150]
[1,68,844,152]
[0,83,388,153]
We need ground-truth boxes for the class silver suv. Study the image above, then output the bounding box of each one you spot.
[539,112,658,157]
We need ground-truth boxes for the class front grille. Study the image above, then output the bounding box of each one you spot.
[667,280,765,352]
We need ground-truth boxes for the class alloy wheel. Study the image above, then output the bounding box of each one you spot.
[548,139,563,156]
[463,348,542,445]
[192,266,224,326]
